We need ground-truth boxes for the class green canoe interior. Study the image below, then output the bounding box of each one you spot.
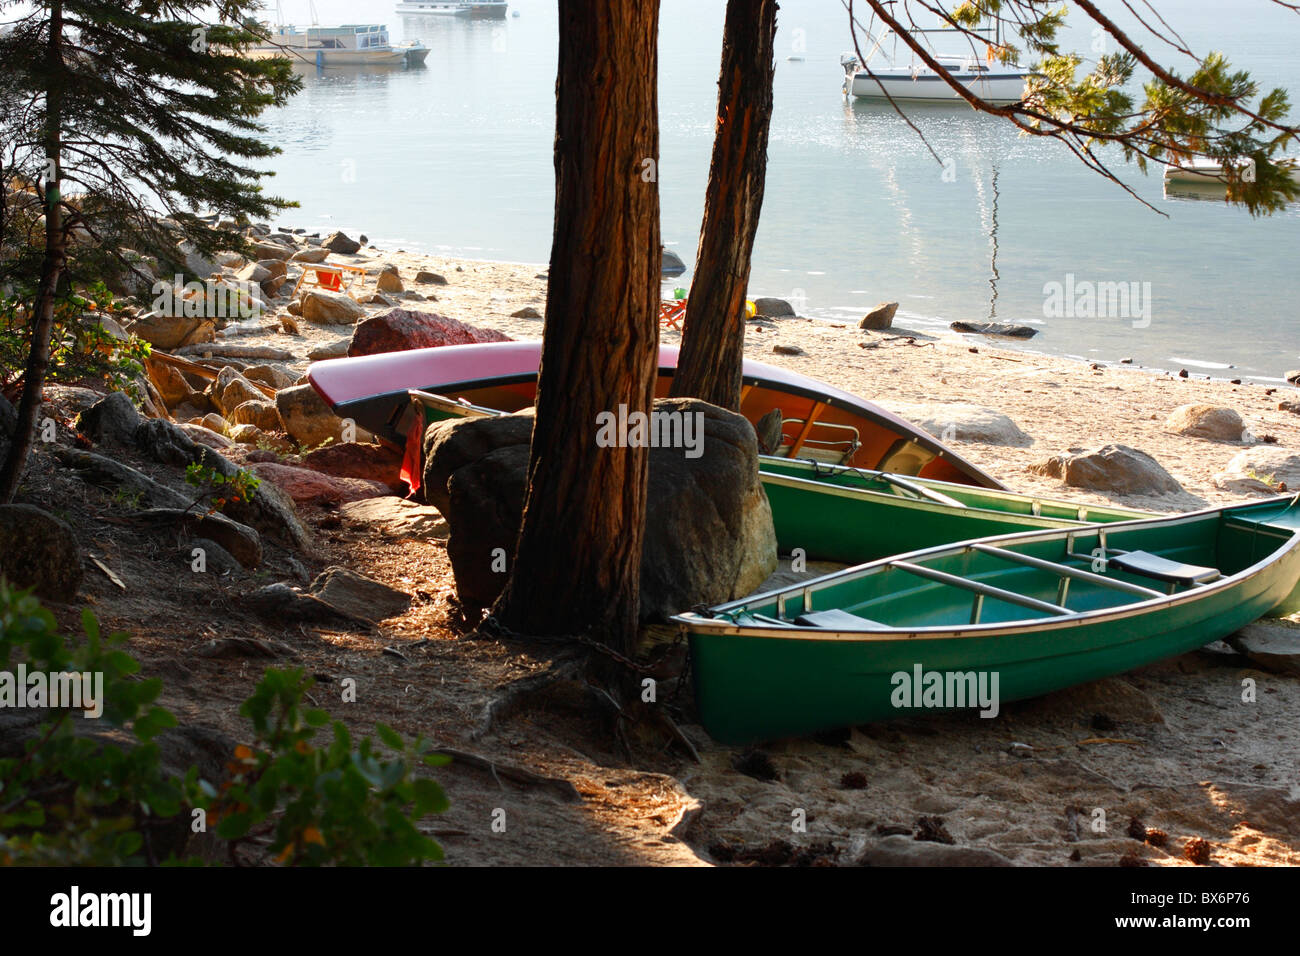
[726,497,1300,630]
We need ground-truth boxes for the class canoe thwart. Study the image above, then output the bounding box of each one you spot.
[888,560,1072,616]
[1108,550,1221,586]
[793,609,885,629]
[970,543,1165,599]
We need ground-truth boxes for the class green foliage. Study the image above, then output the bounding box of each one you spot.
[184,456,260,513]
[0,283,152,401]
[0,582,180,865]
[203,668,449,866]
[0,583,450,866]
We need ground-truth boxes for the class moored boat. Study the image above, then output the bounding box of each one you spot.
[248,23,408,66]
[673,495,1300,743]
[307,340,1006,488]
[842,52,1033,105]
[395,1,508,17]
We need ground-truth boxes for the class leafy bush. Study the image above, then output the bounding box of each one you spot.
[0,582,449,866]
[185,455,261,514]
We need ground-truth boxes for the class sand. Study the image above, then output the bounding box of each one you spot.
[140,236,1300,866]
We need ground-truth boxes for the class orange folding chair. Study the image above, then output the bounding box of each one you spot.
[659,298,687,331]
[291,261,367,298]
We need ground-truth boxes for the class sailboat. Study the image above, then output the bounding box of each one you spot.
[842,17,1034,105]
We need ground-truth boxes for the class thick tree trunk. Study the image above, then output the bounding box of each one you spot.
[669,0,778,411]
[0,1,65,503]
[491,0,661,654]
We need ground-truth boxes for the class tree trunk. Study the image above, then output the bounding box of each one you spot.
[490,0,661,655]
[0,0,65,504]
[669,0,778,411]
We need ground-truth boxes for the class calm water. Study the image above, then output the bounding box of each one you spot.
[257,0,1300,381]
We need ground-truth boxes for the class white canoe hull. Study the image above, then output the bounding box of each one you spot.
[847,69,1029,105]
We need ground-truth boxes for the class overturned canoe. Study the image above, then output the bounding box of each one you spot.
[673,495,1300,744]
[307,340,1005,488]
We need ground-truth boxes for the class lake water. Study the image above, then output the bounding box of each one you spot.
[258,0,1300,382]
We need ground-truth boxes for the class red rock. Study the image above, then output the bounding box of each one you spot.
[249,462,389,505]
[348,308,511,358]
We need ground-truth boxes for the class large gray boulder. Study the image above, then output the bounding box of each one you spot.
[75,392,143,446]
[426,399,779,618]
[883,401,1032,448]
[276,383,351,448]
[0,504,82,601]
[1228,623,1300,676]
[301,290,366,325]
[1028,443,1183,496]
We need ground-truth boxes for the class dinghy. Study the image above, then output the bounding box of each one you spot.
[308,340,1005,488]
[673,496,1300,743]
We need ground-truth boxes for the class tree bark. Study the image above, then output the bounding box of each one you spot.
[491,0,661,655]
[0,0,66,503]
[669,0,778,411]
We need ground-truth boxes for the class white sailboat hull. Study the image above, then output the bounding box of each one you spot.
[847,68,1030,105]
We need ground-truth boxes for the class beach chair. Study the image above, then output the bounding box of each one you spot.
[291,261,368,299]
[659,298,688,331]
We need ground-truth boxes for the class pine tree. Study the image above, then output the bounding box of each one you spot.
[0,0,299,501]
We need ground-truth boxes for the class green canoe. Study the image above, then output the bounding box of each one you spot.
[673,495,1300,744]
[758,458,1152,564]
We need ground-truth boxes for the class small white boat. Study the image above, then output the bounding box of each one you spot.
[395,1,509,17]
[250,23,408,66]
[842,52,1032,105]
[398,40,431,66]
[1161,156,1300,185]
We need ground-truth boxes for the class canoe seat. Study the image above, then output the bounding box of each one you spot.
[1108,550,1221,587]
[793,609,884,629]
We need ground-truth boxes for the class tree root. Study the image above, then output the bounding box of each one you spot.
[430,745,582,804]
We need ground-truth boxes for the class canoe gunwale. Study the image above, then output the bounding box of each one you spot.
[672,495,1300,642]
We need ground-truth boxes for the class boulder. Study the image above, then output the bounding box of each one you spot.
[200,413,228,435]
[243,364,295,390]
[0,504,83,600]
[1028,444,1183,496]
[249,461,389,505]
[251,241,292,261]
[126,311,209,350]
[235,261,271,285]
[338,496,448,539]
[290,247,329,264]
[421,409,537,514]
[276,383,347,448]
[133,507,262,568]
[177,422,235,451]
[753,297,794,318]
[146,358,199,410]
[1228,623,1300,676]
[132,419,311,551]
[431,400,778,617]
[376,270,404,294]
[510,306,542,319]
[258,258,288,280]
[228,400,282,432]
[178,241,218,278]
[1285,370,1300,386]
[52,447,189,510]
[950,321,1038,338]
[349,308,512,357]
[1164,404,1248,443]
[307,338,351,361]
[299,442,404,486]
[859,301,898,330]
[301,290,366,325]
[215,367,264,414]
[414,270,447,285]
[309,566,409,622]
[185,538,243,576]
[1217,447,1300,490]
[882,402,1032,448]
[322,231,361,255]
[75,392,143,446]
